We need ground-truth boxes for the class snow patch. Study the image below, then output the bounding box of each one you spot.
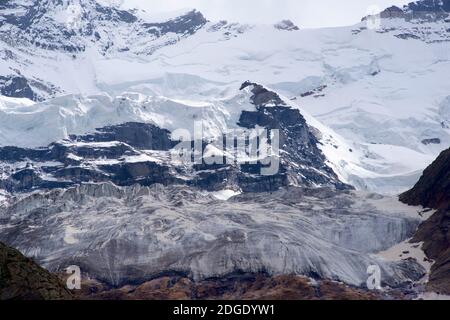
[212,189,242,201]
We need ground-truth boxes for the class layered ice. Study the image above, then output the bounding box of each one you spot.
[0,183,426,287]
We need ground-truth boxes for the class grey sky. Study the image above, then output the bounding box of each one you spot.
[118,0,411,28]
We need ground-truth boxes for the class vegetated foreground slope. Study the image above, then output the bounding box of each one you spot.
[0,242,72,300]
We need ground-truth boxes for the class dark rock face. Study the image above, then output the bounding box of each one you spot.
[0,1,206,53]
[379,6,406,19]
[421,138,441,145]
[395,33,421,40]
[239,82,350,191]
[411,209,450,294]
[400,148,450,210]
[400,147,450,294]
[407,0,450,18]
[0,73,60,102]
[0,0,138,31]
[0,122,181,193]
[0,75,35,100]
[69,122,177,151]
[101,162,182,188]
[376,0,450,21]
[0,242,72,300]
[0,1,209,100]
[143,10,207,36]
[0,83,350,194]
[93,2,138,24]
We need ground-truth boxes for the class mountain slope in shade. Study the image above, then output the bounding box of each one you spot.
[400,148,450,210]
[0,242,72,300]
[400,147,450,295]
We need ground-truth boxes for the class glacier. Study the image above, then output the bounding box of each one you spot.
[0,182,427,287]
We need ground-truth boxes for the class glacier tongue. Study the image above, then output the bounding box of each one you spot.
[0,183,426,287]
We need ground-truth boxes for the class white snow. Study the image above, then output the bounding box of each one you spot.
[0,9,449,193]
[376,239,433,280]
[63,225,82,245]
[211,189,242,201]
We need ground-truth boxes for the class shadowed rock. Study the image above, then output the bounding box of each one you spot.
[0,242,72,300]
[400,147,450,295]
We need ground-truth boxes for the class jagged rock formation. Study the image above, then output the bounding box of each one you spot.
[238,82,349,191]
[0,242,72,300]
[360,0,450,43]
[0,75,35,100]
[400,148,450,210]
[0,0,208,100]
[400,147,450,294]
[0,0,207,53]
[368,0,450,22]
[379,6,407,19]
[0,83,351,194]
[405,0,450,21]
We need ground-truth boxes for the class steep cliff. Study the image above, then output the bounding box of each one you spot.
[400,148,450,295]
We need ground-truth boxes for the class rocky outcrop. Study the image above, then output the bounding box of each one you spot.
[239,82,350,191]
[405,0,450,21]
[77,273,382,300]
[0,75,35,100]
[379,6,406,19]
[411,209,450,294]
[274,20,299,31]
[0,1,209,100]
[0,74,59,101]
[143,10,207,36]
[0,83,352,194]
[371,0,450,22]
[400,148,450,210]
[69,122,177,151]
[0,1,207,54]
[0,242,72,300]
[400,147,450,294]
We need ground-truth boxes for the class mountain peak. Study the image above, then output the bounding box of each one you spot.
[0,0,207,54]
[366,0,450,22]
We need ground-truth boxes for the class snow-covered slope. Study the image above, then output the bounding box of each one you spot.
[0,0,208,100]
[1,0,449,193]
[0,83,352,193]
